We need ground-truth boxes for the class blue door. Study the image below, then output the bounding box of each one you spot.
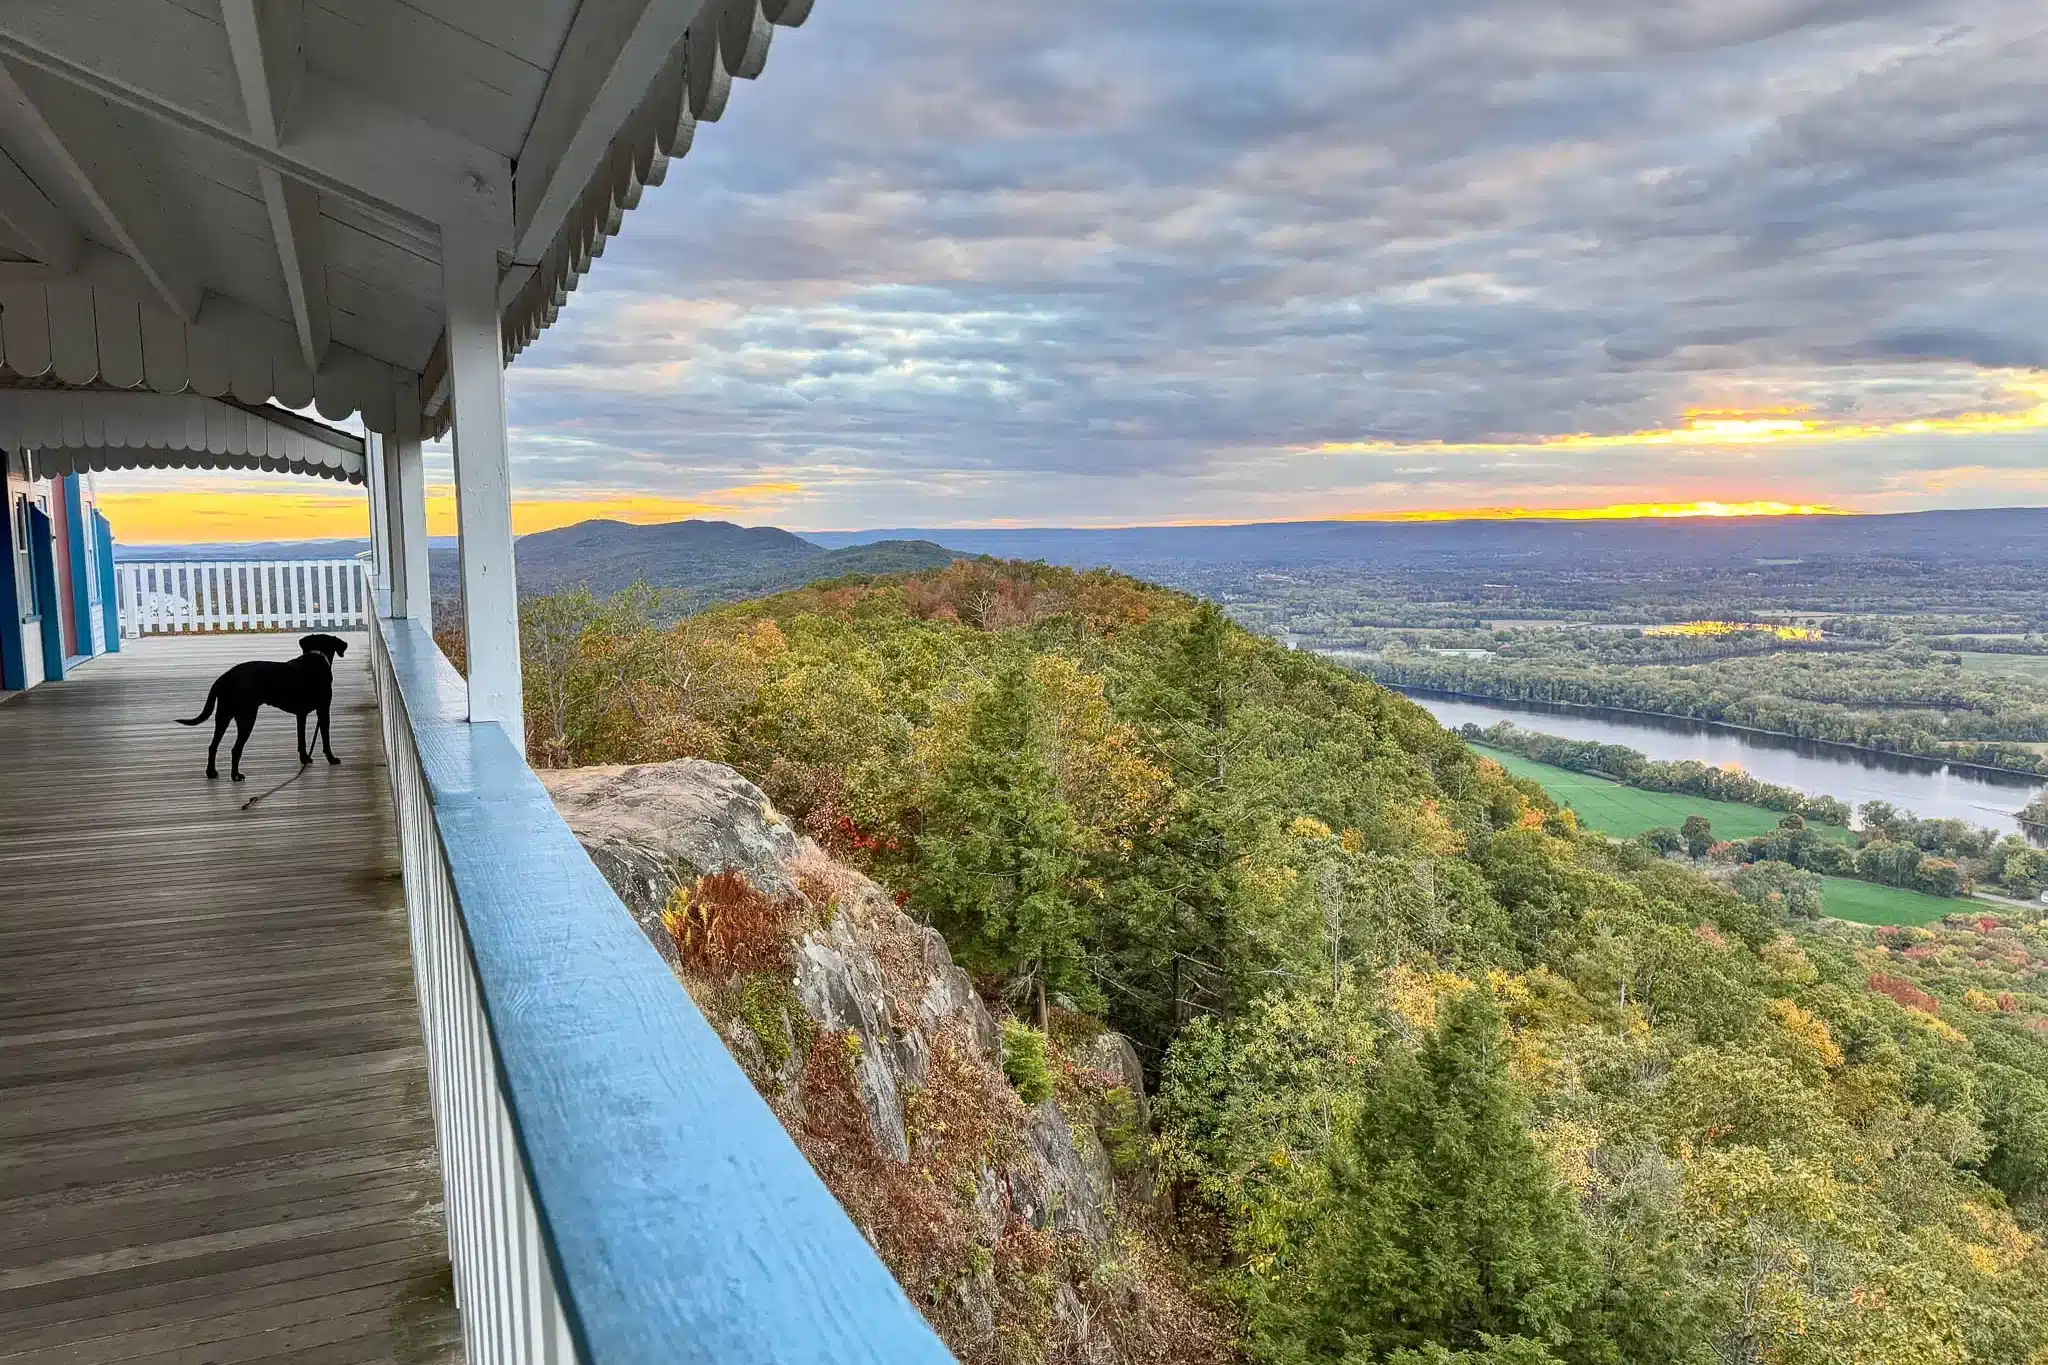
[28,504,62,682]
[95,511,121,654]
[62,475,96,657]
[0,492,22,690]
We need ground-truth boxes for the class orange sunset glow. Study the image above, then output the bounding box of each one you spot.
[95,486,808,545]
[96,489,1860,543]
[1311,374,2048,456]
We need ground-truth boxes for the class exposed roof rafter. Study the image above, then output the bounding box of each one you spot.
[218,0,304,145]
[0,24,510,250]
[0,59,203,320]
[221,0,329,376]
[260,169,330,373]
[0,143,78,270]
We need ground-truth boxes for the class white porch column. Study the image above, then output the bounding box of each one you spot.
[364,431,391,590]
[441,226,522,750]
[388,374,431,627]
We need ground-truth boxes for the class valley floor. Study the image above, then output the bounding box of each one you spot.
[1471,744,1956,926]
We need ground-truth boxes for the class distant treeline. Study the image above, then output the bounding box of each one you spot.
[1922,637,2048,656]
[1462,722,1853,825]
[1686,804,2047,901]
[1707,823,1968,898]
[1373,655,2048,776]
[2023,792,2048,834]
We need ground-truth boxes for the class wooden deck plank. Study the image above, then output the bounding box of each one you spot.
[1,1249,448,1357]
[0,635,460,1363]
[0,1086,436,1199]
[0,1230,446,1339]
[3,1005,425,1086]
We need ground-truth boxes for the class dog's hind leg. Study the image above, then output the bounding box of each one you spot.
[229,712,255,782]
[319,705,340,765]
[206,709,231,778]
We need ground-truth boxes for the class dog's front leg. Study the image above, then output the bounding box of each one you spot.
[319,706,341,765]
[296,712,311,766]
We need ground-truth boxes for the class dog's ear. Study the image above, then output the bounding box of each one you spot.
[332,638,348,657]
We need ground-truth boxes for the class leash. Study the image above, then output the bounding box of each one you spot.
[241,764,312,811]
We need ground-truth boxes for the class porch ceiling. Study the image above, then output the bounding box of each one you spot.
[0,0,814,436]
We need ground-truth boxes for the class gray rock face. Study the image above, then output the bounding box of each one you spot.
[915,924,1002,1061]
[1077,1032,1150,1130]
[542,757,802,892]
[544,755,1131,1250]
[541,759,803,965]
[793,909,917,1163]
[1073,1030,1169,1213]
[1008,1101,1113,1245]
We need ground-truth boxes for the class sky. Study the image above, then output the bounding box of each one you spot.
[100,0,2048,541]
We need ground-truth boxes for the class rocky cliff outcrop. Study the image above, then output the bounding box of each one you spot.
[543,759,804,961]
[541,761,1198,1287]
[544,758,1233,1361]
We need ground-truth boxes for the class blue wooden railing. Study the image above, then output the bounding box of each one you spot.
[369,603,955,1364]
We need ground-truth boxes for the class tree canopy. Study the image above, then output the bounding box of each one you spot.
[516,559,2048,1365]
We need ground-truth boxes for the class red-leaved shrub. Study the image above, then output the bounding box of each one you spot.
[662,869,800,977]
[1868,972,1940,1015]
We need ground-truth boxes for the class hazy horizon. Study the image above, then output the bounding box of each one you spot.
[100,502,2048,551]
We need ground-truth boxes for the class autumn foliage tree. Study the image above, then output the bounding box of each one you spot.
[908,661,1096,1020]
[1261,988,1614,1365]
[514,561,2048,1365]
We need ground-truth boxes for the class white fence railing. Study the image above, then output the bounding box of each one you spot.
[117,559,368,636]
[370,612,579,1365]
[367,604,954,1362]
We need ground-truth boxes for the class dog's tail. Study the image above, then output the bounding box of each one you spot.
[176,680,220,726]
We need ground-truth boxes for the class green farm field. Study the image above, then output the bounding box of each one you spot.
[1469,745,1850,842]
[1469,745,1955,925]
[1957,652,2048,682]
[1812,876,1954,927]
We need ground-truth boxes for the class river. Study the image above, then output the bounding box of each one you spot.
[1392,689,2047,841]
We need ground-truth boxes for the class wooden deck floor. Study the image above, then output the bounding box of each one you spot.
[0,635,461,1364]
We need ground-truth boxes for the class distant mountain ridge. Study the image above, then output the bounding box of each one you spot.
[429,518,965,608]
[805,506,2048,569]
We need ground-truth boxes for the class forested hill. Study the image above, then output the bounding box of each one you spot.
[428,517,961,607]
[520,559,2048,1364]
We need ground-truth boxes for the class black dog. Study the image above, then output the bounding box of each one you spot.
[178,634,350,781]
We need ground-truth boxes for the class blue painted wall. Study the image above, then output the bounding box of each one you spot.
[94,510,120,654]
[61,475,93,656]
[0,491,23,691]
[28,505,61,681]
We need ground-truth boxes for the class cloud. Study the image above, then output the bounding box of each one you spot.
[98,0,2047,532]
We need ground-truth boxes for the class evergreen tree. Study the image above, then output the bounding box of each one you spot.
[1268,989,1607,1364]
[911,661,1097,1012]
[1099,602,1247,1053]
